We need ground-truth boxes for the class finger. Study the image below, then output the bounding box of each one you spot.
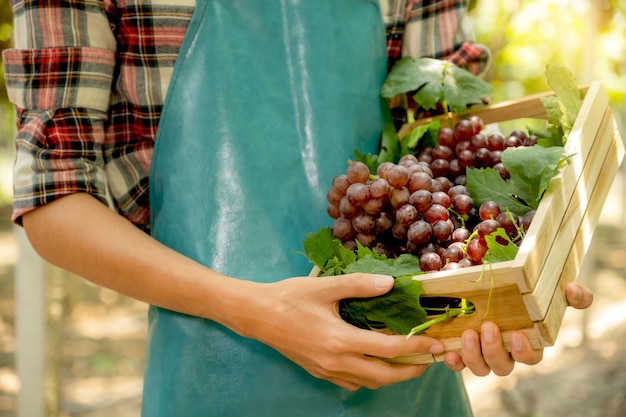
[479,322,515,376]
[460,329,491,376]
[348,330,445,360]
[443,352,466,372]
[331,354,431,390]
[509,331,543,365]
[321,273,395,301]
[565,282,593,309]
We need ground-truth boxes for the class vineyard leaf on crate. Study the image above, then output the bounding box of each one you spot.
[501,145,564,209]
[339,274,428,335]
[465,168,532,216]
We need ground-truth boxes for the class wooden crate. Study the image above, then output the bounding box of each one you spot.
[311,81,623,364]
[388,81,625,364]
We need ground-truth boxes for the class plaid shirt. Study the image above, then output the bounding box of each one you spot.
[3,0,489,232]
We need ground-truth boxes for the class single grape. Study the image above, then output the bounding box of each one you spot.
[352,212,375,234]
[424,203,449,223]
[455,140,471,155]
[343,240,357,252]
[326,187,344,205]
[442,261,462,271]
[392,222,408,240]
[362,197,384,215]
[345,182,370,207]
[504,135,523,148]
[339,196,360,218]
[327,203,340,219]
[524,135,538,146]
[420,252,443,272]
[407,220,432,245]
[479,201,501,220]
[346,161,370,184]
[474,148,493,168]
[332,174,351,194]
[355,232,376,248]
[442,245,464,264]
[376,161,394,179]
[331,217,354,241]
[431,191,451,208]
[469,115,484,134]
[368,177,390,199]
[452,227,471,243]
[408,171,434,193]
[432,145,455,162]
[476,219,501,241]
[409,189,433,212]
[466,238,488,263]
[386,164,410,188]
[437,126,456,147]
[496,211,519,237]
[469,133,488,152]
[448,159,464,178]
[521,210,536,231]
[398,154,419,167]
[487,133,505,151]
[396,204,418,226]
[430,159,450,178]
[375,212,394,235]
[390,187,410,208]
[454,119,475,142]
[493,162,510,180]
[458,149,475,169]
[448,185,470,198]
[433,177,453,194]
[452,193,473,215]
[432,219,453,242]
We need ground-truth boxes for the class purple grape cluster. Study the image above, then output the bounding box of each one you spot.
[326,116,537,272]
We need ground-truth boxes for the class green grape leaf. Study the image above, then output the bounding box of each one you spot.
[544,62,583,133]
[466,145,564,215]
[483,228,519,264]
[381,57,492,112]
[465,168,533,216]
[501,145,564,209]
[339,273,427,335]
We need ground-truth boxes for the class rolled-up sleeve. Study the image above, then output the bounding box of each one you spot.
[3,0,118,224]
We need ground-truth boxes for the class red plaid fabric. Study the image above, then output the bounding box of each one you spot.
[4,0,489,231]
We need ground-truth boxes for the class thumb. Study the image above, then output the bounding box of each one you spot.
[325,273,395,300]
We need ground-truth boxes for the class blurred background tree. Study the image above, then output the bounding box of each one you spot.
[1,0,14,206]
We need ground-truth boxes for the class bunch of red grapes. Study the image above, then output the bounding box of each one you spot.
[326,115,537,272]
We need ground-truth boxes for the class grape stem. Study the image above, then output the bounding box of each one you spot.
[406,301,475,337]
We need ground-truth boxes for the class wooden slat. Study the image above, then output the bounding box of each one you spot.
[397,84,591,138]
[512,82,609,292]
[523,122,624,320]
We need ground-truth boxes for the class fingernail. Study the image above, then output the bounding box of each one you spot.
[510,332,524,352]
[374,275,394,289]
[482,324,496,344]
[430,344,445,354]
[462,332,475,350]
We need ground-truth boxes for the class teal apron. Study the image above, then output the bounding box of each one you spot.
[145,0,473,415]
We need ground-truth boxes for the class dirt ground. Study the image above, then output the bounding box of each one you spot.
[1,193,626,417]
